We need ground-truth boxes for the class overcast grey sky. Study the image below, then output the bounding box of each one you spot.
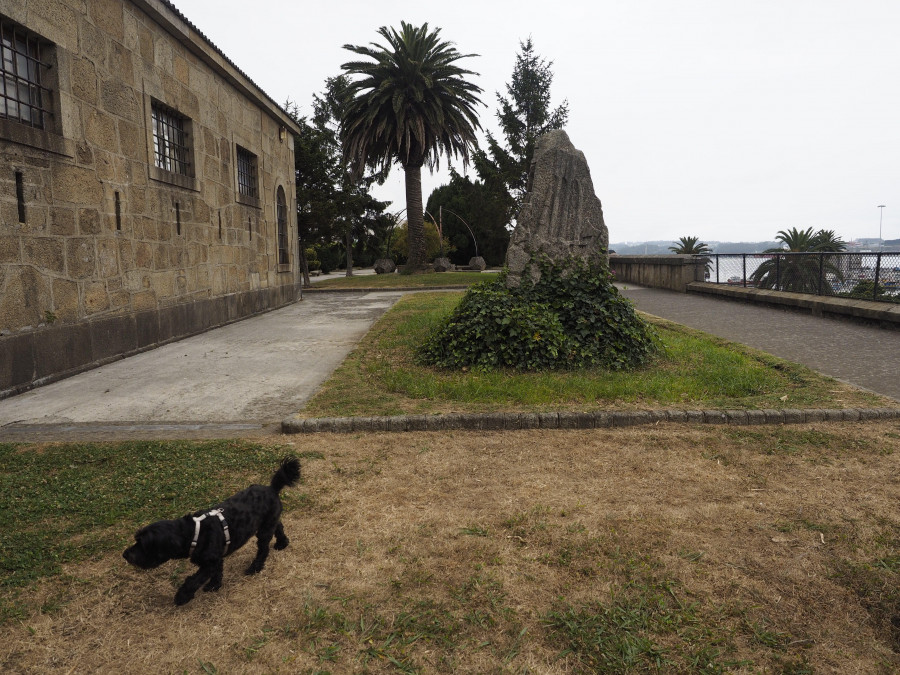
[182,0,899,244]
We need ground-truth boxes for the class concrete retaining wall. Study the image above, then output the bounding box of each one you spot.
[1,282,301,399]
[609,254,707,292]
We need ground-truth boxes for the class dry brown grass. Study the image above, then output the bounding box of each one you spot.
[3,422,899,673]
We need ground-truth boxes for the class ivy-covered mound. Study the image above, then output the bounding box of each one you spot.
[419,258,657,371]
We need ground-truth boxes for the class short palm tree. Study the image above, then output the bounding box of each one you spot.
[811,229,846,252]
[668,236,711,255]
[750,227,845,293]
[341,23,483,271]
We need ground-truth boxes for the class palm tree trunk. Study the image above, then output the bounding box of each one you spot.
[404,164,426,271]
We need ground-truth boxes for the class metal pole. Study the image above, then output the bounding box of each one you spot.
[878,205,886,248]
[874,252,882,301]
[439,206,479,259]
[742,254,747,287]
[817,252,824,295]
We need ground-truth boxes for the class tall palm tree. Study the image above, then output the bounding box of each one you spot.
[668,236,711,255]
[750,227,845,293]
[341,22,483,271]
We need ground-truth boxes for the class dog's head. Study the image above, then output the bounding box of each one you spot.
[123,519,187,569]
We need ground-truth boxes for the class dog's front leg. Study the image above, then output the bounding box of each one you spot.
[175,565,215,605]
[203,559,224,593]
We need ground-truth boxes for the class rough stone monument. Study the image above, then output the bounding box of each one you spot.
[505,130,609,286]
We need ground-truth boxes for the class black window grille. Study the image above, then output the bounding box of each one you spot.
[0,16,52,129]
[276,186,289,265]
[151,102,191,175]
[237,146,258,199]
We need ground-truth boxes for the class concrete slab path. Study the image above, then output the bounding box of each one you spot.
[0,291,401,441]
[620,284,900,402]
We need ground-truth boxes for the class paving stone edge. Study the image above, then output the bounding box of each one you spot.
[282,408,900,434]
[302,285,472,293]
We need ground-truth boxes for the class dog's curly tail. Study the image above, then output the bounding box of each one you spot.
[271,457,301,493]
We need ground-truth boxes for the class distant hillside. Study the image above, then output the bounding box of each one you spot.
[610,241,780,254]
[610,239,900,254]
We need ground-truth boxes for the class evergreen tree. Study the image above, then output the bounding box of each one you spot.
[313,76,390,276]
[290,78,390,285]
[474,38,569,223]
[288,102,336,286]
[426,169,510,266]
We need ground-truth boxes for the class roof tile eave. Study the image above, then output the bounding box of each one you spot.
[147,0,302,134]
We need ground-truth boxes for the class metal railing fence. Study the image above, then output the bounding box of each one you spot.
[707,252,900,304]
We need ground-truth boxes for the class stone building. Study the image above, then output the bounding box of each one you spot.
[1,0,302,397]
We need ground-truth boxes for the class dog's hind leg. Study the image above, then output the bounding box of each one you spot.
[203,559,224,592]
[245,527,275,575]
[273,521,289,550]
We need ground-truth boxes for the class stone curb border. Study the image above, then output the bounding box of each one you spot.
[282,407,900,434]
[301,285,472,293]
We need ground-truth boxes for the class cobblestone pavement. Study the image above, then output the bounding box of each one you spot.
[620,285,900,402]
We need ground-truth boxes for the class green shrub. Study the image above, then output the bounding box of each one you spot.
[390,221,455,265]
[419,257,657,371]
[417,284,567,369]
[305,247,320,271]
[841,280,900,303]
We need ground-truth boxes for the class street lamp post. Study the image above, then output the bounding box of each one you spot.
[878,204,886,247]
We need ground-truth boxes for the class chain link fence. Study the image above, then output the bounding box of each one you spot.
[707,252,900,303]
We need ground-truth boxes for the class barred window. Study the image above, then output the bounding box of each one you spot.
[276,186,289,266]
[1,16,52,129]
[151,101,191,176]
[237,146,258,199]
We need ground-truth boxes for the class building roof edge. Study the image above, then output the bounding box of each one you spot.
[130,0,302,135]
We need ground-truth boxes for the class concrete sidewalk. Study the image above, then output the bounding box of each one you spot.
[619,284,900,401]
[0,291,401,441]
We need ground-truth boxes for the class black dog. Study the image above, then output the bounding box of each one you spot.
[123,457,300,605]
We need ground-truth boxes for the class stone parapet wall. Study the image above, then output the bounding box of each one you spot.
[609,254,707,292]
[687,282,900,328]
[0,0,301,390]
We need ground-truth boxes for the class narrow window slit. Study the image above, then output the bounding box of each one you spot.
[218,212,222,239]
[176,202,181,235]
[114,191,121,230]
[15,171,26,223]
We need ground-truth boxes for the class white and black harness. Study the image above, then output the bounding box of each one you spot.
[189,508,232,556]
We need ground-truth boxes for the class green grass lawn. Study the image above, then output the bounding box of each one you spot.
[308,270,490,289]
[301,291,888,417]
